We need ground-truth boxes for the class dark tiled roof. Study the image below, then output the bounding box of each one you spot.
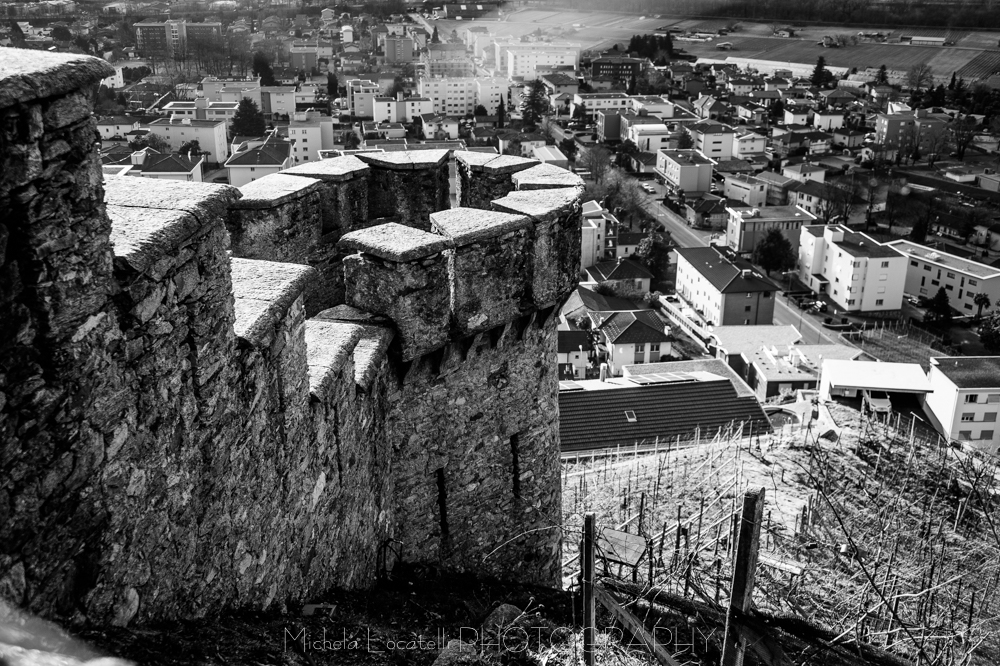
[559,378,771,450]
[598,310,668,344]
[562,286,638,319]
[589,258,654,282]
[226,138,291,166]
[675,246,778,294]
[933,356,1000,388]
[558,328,592,354]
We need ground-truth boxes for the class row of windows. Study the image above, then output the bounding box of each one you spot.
[961,412,998,422]
[958,430,994,440]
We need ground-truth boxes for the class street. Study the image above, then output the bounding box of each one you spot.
[636,182,836,345]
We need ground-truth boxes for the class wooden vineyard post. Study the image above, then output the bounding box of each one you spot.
[721,487,765,666]
[583,512,596,666]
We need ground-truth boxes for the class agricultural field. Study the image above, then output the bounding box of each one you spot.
[562,399,1000,665]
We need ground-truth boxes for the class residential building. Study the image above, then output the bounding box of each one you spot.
[925,357,1000,453]
[146,117,228,164]
[813,110,845,131]
[688,122,736,161]
[133,19,221,58]
[755,170,797,205]
[373,93,434,123]
[580,200,617,268]
[494,39,580,78]
[557,317,593,380]
[532,145,568,168]
[385,36,415,63]
[732,131,766,159]
[798,224,907,313]
[261,86,297,118]
[655,149,715,195]
[596,109,623,143]
[590,56,643,82]
[289,41,318,72]
[540,72,580,98]
[723,174,767,207]
[589,310,671,375]
[693,95,727,120]
[418,113,461,140]
[782,162,826,184]
[675,246,779,326]
[101,147,203,182]
[423,43,474,77]
[201,76,262,104]
[287,111,334,163]
[96,115,139,141]
[585,258,654,293]
[783,107,809,125]
[628,96,673,117]
[558,361,770,449]
[833,128,867,149]
[685,195,729,229]
[628,123,672,153]
[726,204,817,256]
[886,239,1000,314]
[346,78,380,116]
[570,92,630,119]
[875,112,916,149]
[788,179,840,219]
[224,133,293,187]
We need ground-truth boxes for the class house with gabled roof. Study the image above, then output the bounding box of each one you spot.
[224,133,293,186]
[675,245,779,325]
[589,309,672,375]
[585,258,654,293]
[101,147,204,182]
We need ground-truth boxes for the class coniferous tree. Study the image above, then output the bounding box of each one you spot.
[752,228,796,276]
[521,79,549,127]
[497,100,505,129]
[327,72,339,97]
[230,98,266,138]
[252,51,276,87]
[949,71,957,90]
[811,56,831,87]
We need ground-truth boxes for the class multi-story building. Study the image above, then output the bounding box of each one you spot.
[675,246,779,326]
[201,76,262,103]
[506,46,578,80]
[134,19,222,57]
[755,170,797,206]
[289,41,318,72]
[925,357,1000,453]
[723,174,767,207]
[261,86,297,118]
[628,95,673,117]
[385,36,415,63]
[628,123,672,153]
[346,78,379,116]
[798,224,907,313]
[875,112,916,149]
[590,56,643,82]
[372,94,434,123]
[287,111,335,163]
[886,239,1000,315]
[687,122,736,161]
[96,115,140,141]
[570,92,629,120]
[418,76,475,116]
[580,200,613,268]
[146,117,229,164]
[101,147,204,182]
[423,43,474,77]
[224,133,293,187]
[655,149,715,195]
[726,204,816,256]
[813,110,845,131]
[732,131,766,159]
[493,38,580,75]
[782,162,826,184]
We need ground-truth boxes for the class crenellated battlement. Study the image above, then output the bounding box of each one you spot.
[0,50,581,627]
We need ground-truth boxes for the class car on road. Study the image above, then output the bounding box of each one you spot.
[641,184,656,194]
[905,295,920,306]
[863,389,892,414]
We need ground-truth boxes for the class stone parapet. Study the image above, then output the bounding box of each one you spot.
[339,223,453,361]
[430,208,533,335]
[511,162,585,191]
[492,187,585,306]
[454,151,537,209]
[228,175,333,315]
[355,150,450,229]
[281,155,369,235]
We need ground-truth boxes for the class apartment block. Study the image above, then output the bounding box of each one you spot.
[886,239,1000,315]
[723,174,767,207]
[134,19,222,57]
[655,149,715,195]
[925,357,1000,454]
[798,224,907,313]
[675,246,778,326]
[726,204,816,256]
[688,122,736,161]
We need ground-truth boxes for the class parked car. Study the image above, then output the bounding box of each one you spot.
[863,389,892,414]
[642,184,656,194]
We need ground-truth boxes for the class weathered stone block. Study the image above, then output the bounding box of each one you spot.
[511,162,585,191]
[430,208,533,335]
[356,150,450,229]
[491,187,584,306]
[339,223,452,360]
[282,155,369,234]
[454,151,537,210]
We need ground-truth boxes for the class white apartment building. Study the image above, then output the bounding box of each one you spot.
[723,174,767,207]
[476,77,508,113]
[570,92,630,119]
[346,79,379,116]
[201,76,261,103]
[580,200,613,268]
[688,122,736,161]
[493,39,580,74]
[261,86,297,118]
[925,356,1000,453]
[798,224,907,313]
[727,205,816,256]
[287,111,335,163]
[628,96,674,117]
[886,239,1000,315]
[373,95,434,123]
[506,46,579,80]
[655,149,715,195]
[732,131,766,159]
[146,117,229,163]
[628,123,672,153]
[419,77,475,116]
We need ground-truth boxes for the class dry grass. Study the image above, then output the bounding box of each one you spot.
[562,399,1000,665]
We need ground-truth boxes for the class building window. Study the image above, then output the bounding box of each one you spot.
[875,298,884,305]
[848,299,856,305]
[650,343,660,353]
[635,343,645,352]
[924,264,931,271]
[970,279,978,286]
[947,272,955,279]
[881,260,890,268]
[982,430,995,440]
[960,430,972,440]
[962,413,975,422]
[966,394,979,403]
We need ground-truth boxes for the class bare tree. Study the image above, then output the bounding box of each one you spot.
[906,63,933,92]
[922,123,951,166]
[579,145,613,185]
[951,114,980,160]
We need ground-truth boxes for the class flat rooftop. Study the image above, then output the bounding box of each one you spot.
[886,240,1000,279]
[932,356,1000,389]
[729,205,815,221]
[659,150,714,166]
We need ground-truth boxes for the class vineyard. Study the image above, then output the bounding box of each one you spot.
[562,399,1000,665]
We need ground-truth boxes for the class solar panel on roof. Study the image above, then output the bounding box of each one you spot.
[627,373,698,386]
[559,381,585,392]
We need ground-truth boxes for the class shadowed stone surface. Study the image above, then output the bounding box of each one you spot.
[338,222,453,262]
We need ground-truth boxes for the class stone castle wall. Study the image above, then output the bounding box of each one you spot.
[0,50,583,626]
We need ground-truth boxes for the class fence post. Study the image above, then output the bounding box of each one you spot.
[721,487,766,666]
[583,512,596,666]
